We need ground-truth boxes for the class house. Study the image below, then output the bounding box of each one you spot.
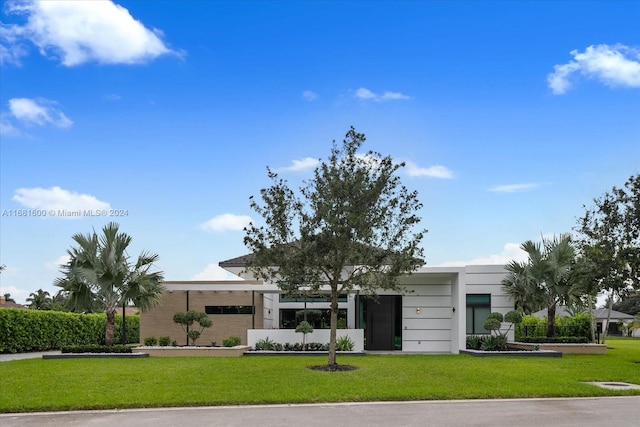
[140,262,513,353]
[533,306,635,336]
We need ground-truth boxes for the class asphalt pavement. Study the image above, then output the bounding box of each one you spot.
[1,397,639,427]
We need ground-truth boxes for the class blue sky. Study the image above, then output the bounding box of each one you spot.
[1,0,639,305]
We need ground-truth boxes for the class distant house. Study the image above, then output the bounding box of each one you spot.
[533,306,635,336]
[140,261,514,353]
[0,296,26,309]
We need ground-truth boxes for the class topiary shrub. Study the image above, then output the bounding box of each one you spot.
[158,336,171,346]
[173,311,212,346]
[295,320,314,349]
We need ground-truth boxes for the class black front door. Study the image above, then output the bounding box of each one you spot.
[364,295,401,350]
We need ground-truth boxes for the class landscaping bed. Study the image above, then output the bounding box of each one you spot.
[43,352,149,359]
[133,345,251,357]
[508,342,607,354]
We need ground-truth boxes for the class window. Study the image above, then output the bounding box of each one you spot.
[279,308,347,329]
[205,305,253,315]
[279,293,348,303]
[466,294,491,334]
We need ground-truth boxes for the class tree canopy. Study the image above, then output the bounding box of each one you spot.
[502,234,575,337]
[55,222,165,346]
[244,127,426,367]
[574,174,640,342]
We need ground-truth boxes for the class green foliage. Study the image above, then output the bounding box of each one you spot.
[336,335,354,351]
[158,336,171,346]
[466,335,486,350]
[504,310,523,325]
[173,310,212,345]
[244,127,426,367]
[295,320,314,335]
[55,222,165,346]
[26,289,53,310]
[515,314,591,341]
[502,234,575,337]
[254,337,276,351]
[144,336,158,346]
[0,308,139,353]
[61,344,132,353]
[480,334,508,351]
[223,336,242,347]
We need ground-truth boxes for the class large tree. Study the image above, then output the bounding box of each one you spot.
[502,234,575,337]
[55,222,165,346]
[244,127,426,368]
[575,174,640,343]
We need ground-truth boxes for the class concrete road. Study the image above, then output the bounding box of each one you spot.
[2,397,639,427]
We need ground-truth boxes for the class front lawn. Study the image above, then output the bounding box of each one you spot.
[1,338,638,413]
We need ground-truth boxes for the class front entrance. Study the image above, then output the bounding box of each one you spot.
[359,295,402,351]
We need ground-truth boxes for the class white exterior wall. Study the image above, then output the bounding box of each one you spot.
[402,284,453,353]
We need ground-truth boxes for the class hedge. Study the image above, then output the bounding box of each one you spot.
[0,308,139,354]
[515,313,591,341]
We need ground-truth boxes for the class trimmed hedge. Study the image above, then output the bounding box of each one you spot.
[515,313,591,341]
[0,308,139,354]
[61,345,132,353]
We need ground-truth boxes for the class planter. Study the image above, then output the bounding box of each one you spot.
[44,353,149,359]
[133,345,250,357]
[461,349,562,357]
[508,342,607,354]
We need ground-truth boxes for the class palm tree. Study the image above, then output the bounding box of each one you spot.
[55,222,165,346]
[3,293,15,303]
[26,289,53,310]
[502,234,575,337]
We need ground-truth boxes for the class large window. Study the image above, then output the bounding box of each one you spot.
[279,308,347,329]
[466,294,491,334]
[205,305,253,315]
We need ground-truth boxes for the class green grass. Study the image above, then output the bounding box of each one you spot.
[1,338,639,413]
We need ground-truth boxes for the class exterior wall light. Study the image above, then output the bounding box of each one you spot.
[416,307,421,314]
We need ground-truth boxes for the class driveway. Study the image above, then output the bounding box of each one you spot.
[2,397,639,427]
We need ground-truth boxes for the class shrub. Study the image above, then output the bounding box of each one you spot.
[480,335,508,351]
[223,336,242,347]
[336,335,354,351]
[158,336,171,346]
[519,336,589,344]
[255,337,275,351]
[144,336,158,346]
[295,320,314,348]
[0,309,139,353]
[61,345,132,353]
[173,311,213,346]
[466,335,486,350]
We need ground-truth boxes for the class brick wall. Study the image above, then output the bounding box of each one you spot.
[140,289,264,346]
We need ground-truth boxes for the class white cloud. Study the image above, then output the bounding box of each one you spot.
[45,254,70,270]
[2,0,178,66]
[191,264,244,281]
[354,87,411,102]
[274,157,320,173]
[0,115,22,137]
[405,161,454,179]
[547,44,640,94]
[8,97,72,128]
[200,213,253,233]
[436,243,528,267]
[13,186,111,216]
[488,183,540,193]
[302,90,318,101]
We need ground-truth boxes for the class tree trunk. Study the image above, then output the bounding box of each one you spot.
[327,283,338,367]
[588,295,596,343]
[602,290,615,344]
[105,309,116,346]
[547,303,556,338]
